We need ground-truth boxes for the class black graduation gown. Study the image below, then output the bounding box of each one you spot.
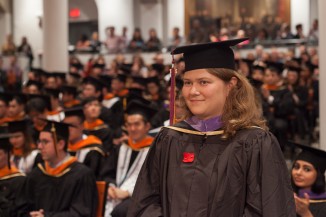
[16,161,98,217]
[0,172,26,216]
[69,141,106,180]
[309,199,326,217]
[127,121,296,217]
[83,123,114,153]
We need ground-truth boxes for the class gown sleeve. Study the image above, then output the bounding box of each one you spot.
[127,130,167,217]
[243,130,296,217]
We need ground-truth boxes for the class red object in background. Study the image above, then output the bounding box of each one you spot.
[69,8,80,18]
[183,152,195,163]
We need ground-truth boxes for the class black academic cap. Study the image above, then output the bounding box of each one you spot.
[113,73,128,83]
[81,96,99,107]
[241,58,255,66]
[53,72,67,80]
[71,62,83,70]
[82,76,105,91]
[119,64,132,75]
[25,80,43,90]
[126,100,157,120]
[60,85,78,96]
[265,61,284,75]
[288,141,326,173]
[131,76,147,87]
[146,76,160,85]
[98,75,113,88]
[41,119,71,140]
[127,88,144,97]
[171,38,249,72]
[287,66,301,74]
[44,88,60,98]
[7,119,28,133]
[0,92,12,104]
[64,106,85,120]
[68,72,82,80]
[0,134,12,152]
[92,63,105,69]
[151,63,165,73]
[10,93,28,104]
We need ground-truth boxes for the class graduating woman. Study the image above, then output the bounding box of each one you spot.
[127,38,295,217]
[8,120,42,174]
[290,142,326,217]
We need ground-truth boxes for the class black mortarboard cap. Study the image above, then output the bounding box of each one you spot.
[82,76,105,91]
[8,119,28,133]
[171,38,249,72]
[146,76,160,85]
[41,119,71,140]
[25,80,43,90]
[288,141,326,173]
[98,75,113,88]
[53,72,67,80]
[119,64,132,74]
[60,85,78,96]
[265,61,284,75]
[151,63,165,74]
[71,62,83,70]
[92,63,105,69]
[127,88,144,97]
[44,88,60,98]
[113,73,128,83]
[287,66,301,74]
[126,100,157,120]
[68,72,82,80]
[0,92,12,105]
[64,107,85,119]
[131,76,147,87]
[0,134,12,152]
[10,93,28,105]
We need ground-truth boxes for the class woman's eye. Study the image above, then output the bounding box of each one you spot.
[183,81,191,86]
[200,80,209,85]
[303,167,311,172]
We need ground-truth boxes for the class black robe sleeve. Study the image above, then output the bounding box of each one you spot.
[242,130,295,216]
[84,149,104,180]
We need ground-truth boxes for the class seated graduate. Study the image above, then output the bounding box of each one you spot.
[127,39,295,216]
[82,96,114,152]
[0,134,26,216]
[105,100,157,217]
[289,142,326,217]
[63,106,106,180]
[8,120,42,174]
[16,120,98,216]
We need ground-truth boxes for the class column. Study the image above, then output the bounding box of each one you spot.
[290,0,310,36]
[43,0,68,71]
[96,0,134,41]
[318,0,326,150]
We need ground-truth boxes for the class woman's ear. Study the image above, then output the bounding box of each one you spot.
[228,76,238,91]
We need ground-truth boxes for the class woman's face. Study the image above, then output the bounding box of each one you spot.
[292,160,318,190]
[9,132,25,149]
[182,69,231,120]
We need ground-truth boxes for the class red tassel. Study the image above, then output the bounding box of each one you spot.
[169,56,176,125]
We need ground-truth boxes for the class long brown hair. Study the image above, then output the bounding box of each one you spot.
[179,68,267,138]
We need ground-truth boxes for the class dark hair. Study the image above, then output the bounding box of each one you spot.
[26,97,47,114]
[52,134,68,152]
